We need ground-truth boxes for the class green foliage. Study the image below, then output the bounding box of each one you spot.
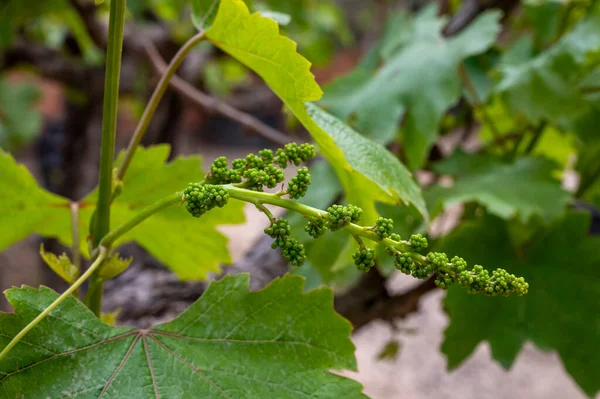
[0,274,367,398]
[0,78,42,151]
[497,13,600,126]
[321,5,502,167]
[4,0,600,394]
[0,150,72,252]
[426,151,571,222]
[439,212,600,397]
[204,0,428,224]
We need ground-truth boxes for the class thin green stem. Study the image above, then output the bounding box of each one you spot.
[510,132,526,159]
[70,202,81,299]
[225,186,409,250]
[94,0,126,246]
[0,247,108,362]
[116,31,206,181]
[577,161,600,198]
[100,192,183,247]
[458,64,505,149]
[70,202,81,270]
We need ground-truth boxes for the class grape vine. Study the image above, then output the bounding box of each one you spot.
[183,143,529,297]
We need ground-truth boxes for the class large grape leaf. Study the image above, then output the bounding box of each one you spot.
[438,212,600,397]
[496,13,600,124]
[426,152,570,222]
[205,0,428,223]
[80,145,245,280]
[320,6,501,167]
[0,274,367,398]
[0,149,72,251]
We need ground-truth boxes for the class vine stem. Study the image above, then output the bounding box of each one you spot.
[116,31,206,181]
[86,0,126,317]
[0,247,108,362]
[70,202,81,298]
[457,64,505,149]
[224,186,410,249]
[94,0,126,245]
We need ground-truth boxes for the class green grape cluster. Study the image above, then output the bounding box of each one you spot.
[305,219,326,238]
[374,217,393,239]
[326,204,362,231]
[288,167,311,199]
[206,156,242,184]
[409,234,428,252]
[183,143,528,296]
[274,143,317,168]
[204,143,316,192]
[264,218,306,266]
[376,225,528,296]
[183,183,229,218]
[353,248,375,271]
[455,264,529,296]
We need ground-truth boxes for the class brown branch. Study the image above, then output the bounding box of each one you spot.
[443,0,521,36]
[143,42,294,146]
[334,268,438,330]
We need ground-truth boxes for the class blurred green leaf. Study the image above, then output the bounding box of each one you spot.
[0,274,367,398]
[497,13,600,124]
[0,78,42,151]
[439,212,600,397]
[321,6,502,167]
[427,151,571,222]
[0,149,72,252]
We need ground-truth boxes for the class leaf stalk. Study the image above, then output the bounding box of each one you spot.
[0,247,109,362]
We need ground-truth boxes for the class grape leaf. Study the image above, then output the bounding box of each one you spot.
[496,13,600,124]
[0,149,72,252]
[320,5,501,167]
[0,274,367,398]
[80,145,245,280]
[205,0,428,223]
[0,78,42,150]
[438,212,600,397]
[426,152,570,222]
